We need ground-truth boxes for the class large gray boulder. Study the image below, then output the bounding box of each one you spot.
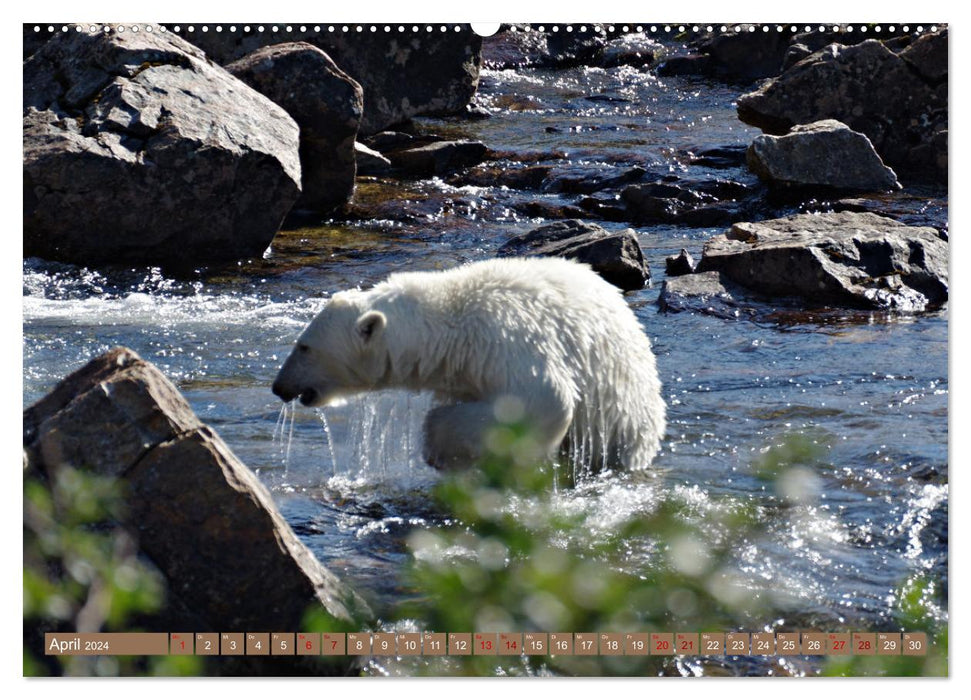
[23,347,367,658]
[498,219,650,291]
[23,28,302,267]
[736,34,948,181]
[227,42,363,214]
[696,212,948,311]
[747,119,900,192]
[177,26,482,135]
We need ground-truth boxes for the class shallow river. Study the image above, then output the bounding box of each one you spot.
[23,54,948,676]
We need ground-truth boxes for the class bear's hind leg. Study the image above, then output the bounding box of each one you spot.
[422,398,572,471]
[422,401,495,471]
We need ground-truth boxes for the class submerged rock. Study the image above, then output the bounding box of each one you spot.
[737,34,948,181]
[747,120,900,192]
[449,164,552,190]
[695,212,948,311]
[227,43,363,214]
[498,219,650,291]
[23,29,302,266]
[543,165,646,195]
[658,270,752,318]
[23,347,367,660]
[688,145,748,169]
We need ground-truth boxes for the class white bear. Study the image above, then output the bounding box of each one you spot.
[272,257,666,472]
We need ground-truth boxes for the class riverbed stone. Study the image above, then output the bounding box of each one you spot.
[736,35,948,181]
[23,347,367,651]
[658,271,750,318]
[387,140,489,177]
[695,212,948,311]
[227,42,363,214]
[23,28,302,267]
[747,120,900,192]
[621,179,752,227]
[498,219,650,291]
[665,249,697,277]
[178,26,482,135]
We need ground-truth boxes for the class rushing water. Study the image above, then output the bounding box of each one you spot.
[22,55,947,675]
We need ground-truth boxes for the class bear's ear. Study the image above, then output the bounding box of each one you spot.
[356,310,386,344]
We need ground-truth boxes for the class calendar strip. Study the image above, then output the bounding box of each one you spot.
[44,631,928,657]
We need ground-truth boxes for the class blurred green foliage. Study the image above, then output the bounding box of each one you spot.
[823,575,947,677]
[23,465,201,677]
[395,424,947,677]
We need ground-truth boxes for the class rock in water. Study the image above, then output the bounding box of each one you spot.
[23,348,367,657]
[747,120,900,192]
[736,35,948,182]
[177,26,482,135]
[498,219,650,291]
[658,271,750,318]
[23,29,302,267]
[227,43,363,214]
[696,212,948,311]
[665,249,696,277]
[387,140,488,177]
[621,179,753,228]
[354,141,392,176]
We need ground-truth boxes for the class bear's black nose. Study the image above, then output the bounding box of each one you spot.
[272,381,297,402]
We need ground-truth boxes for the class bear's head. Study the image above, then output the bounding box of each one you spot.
[272,291,388,407]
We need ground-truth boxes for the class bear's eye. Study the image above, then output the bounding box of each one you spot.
[297,343,310,354]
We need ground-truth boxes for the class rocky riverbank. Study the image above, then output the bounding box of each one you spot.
[24,23,947,303]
